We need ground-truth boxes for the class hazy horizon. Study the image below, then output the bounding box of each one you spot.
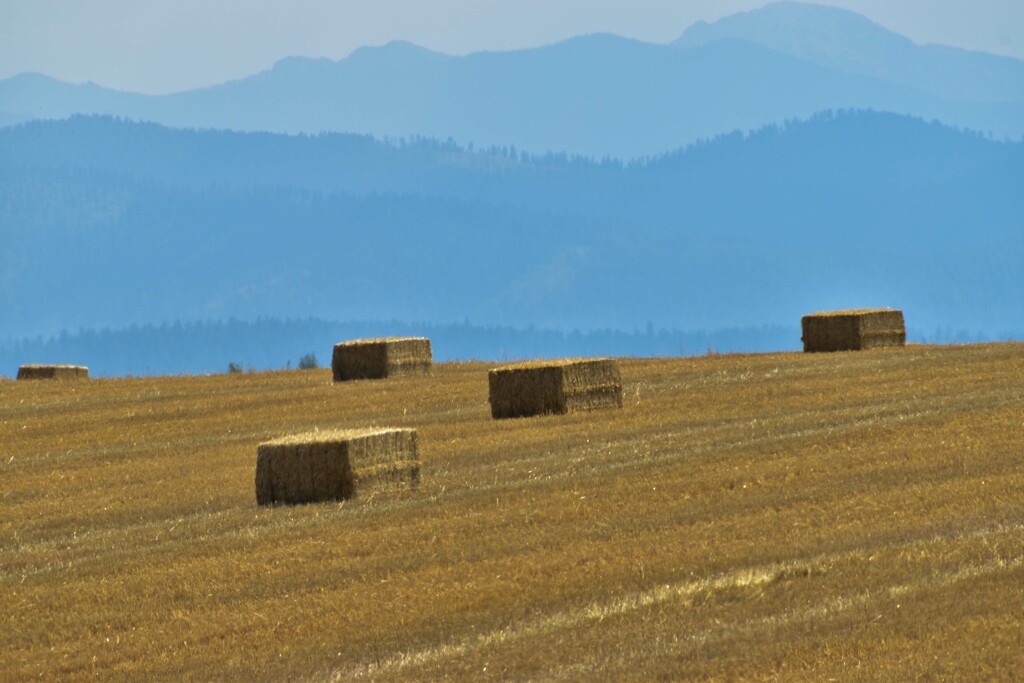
[2,0,1022,94]
[1,2,1021,371]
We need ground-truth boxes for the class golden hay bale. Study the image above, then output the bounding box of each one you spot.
[17,364,89,380]
[332,337,432,381]
[801,308,906,352]
[255,428,419,506]
[488,357,623,419]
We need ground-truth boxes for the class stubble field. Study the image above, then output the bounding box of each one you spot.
[2,343,1023,681]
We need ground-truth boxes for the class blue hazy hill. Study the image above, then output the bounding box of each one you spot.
[1,111,1020,346]
[674,2,1024,104]
[2,2,1023,158]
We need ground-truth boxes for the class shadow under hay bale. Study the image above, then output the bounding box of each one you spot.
[332,337,432,381]
[489,357,623,419]
[17,364,89,380]
[801,309,906,352]
[256,428,420,506]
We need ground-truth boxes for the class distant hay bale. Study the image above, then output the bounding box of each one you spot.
[332,337,432,381]
[488,358,623,419]
[801,308,906,352]
[17,364,89,380]
[255,427,420,506]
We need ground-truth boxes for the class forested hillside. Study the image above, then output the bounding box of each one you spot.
[1,111,1021,371]
[0,318,807,378]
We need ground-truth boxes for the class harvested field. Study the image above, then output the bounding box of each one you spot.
[2,344,1023,681]
[16,364,89,380]
[488,357,622,419]
[802,308,906,352]
[332,337,432,381]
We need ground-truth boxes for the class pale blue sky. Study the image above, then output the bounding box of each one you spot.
[2,0,1021,94]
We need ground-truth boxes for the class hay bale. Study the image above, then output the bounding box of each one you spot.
[488,358,622,419]
[255,427,419,506]
[17,364,89,380]
[332,337,432,381]
[801,308,906,352]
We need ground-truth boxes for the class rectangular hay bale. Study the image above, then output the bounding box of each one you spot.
[256,427,419,506]
[332,337,432,381]
[488,357,623,419]
[17,364,89,380]
[801,308,906,352]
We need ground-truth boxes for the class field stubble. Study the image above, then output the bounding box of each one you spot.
[1,344,1023,680]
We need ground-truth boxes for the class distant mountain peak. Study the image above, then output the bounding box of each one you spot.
[673,1,1024,103]
[675,2,915,58]
[549,32,647,48]
[346,40,451,64]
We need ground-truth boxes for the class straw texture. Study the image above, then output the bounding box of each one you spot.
[332,337,432,381]
[17,364,89,380]
[256,427,419,505]
[488,358,623,419]
[801,309,906,352]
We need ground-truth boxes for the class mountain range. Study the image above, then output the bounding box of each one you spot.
[2,2,1023,158]
[1,2,1021,372]
[2,112,1020,345]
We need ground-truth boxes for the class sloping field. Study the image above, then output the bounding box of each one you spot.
[2,344,1023,681]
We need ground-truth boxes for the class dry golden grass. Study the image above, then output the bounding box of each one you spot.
[2,343,1023,681]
